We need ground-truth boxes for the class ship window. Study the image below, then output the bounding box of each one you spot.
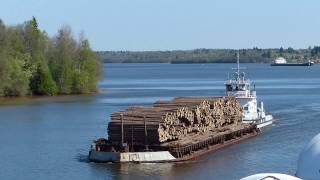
[227,85,232,91]
[244,106,249,110]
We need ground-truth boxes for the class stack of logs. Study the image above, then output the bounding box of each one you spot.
[108,97,243,145]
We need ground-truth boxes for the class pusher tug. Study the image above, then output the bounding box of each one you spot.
[226,52,274,129]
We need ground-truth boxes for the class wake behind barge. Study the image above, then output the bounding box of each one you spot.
[89,97,260,163]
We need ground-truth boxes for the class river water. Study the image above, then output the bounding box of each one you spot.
[1,63,320,180]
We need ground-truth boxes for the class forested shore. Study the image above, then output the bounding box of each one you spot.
[98,47,320,64]
[0,18,101,97]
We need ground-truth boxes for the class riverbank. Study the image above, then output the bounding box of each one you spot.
[0,93,97,106]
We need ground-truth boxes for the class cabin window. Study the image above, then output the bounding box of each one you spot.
[226,85,233,91]
[244,106,249,110]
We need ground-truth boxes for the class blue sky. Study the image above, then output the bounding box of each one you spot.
[1,0,320,51]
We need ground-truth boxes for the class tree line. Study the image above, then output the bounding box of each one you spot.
[98,47,320,64]
[0,17,101,96]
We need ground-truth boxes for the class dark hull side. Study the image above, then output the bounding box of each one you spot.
[89,125,259,163]
[271,63,314,66]
[172,130,259,162]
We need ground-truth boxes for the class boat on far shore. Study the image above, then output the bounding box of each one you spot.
[271,57,314,66]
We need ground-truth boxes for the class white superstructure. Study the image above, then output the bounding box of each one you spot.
[242,132,320,180]
[241,173,302,180]
[225,52,273,128]
[274,57,287,64]
[296,133,320,179]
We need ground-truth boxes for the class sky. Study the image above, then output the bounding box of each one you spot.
[1,0,320,51]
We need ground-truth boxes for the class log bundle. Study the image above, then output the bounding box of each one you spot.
[108,97,243,146]
[108,106,173,145]
[157,97,243,142]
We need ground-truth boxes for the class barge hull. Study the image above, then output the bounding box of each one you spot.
[271,63,313,66]
[89,151,176,163]
[172,129,259,162]
[89,125,259,163]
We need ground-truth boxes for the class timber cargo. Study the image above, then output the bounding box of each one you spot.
[89,96,260,163]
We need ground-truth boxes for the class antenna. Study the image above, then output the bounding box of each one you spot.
[237,50,240,76]
[231,50,247,87]
[236,50,240,85]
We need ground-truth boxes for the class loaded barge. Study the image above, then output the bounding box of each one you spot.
[90,123,258,163]
[271,57,314,66]
[89,97,260,163]
[89,52,273,163]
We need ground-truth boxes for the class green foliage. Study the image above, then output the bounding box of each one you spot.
[311,46,320,56]
[53,26,75,94]
[1,56,30,96]
[69,40,101,94]
[0,18,101,97]
[78,39,100,92]
[30,62,57,95]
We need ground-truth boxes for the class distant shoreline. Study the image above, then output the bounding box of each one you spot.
[103,61,271,64]
[98,47,320,64]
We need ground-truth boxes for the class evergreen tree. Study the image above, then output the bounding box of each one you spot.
[30,62,57,95]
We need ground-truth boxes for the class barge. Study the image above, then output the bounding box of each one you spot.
[89,52,273,163]
[89,96,260,163]
[89,123,259,163]
[271,57,314,66]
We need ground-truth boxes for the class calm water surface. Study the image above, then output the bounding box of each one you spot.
[1,63,320,180]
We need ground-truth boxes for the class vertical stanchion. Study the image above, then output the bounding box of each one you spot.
[121,113,124,146]
[131,123,133,151]
[144,115,148,150]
